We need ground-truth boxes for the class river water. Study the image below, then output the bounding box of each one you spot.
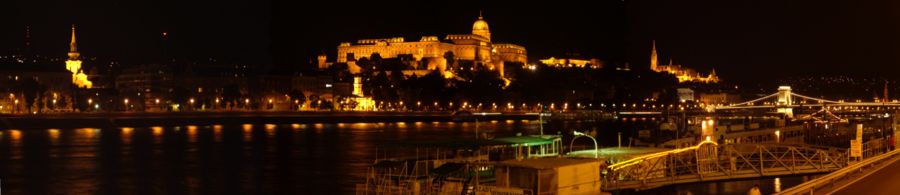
[0,119,803,194]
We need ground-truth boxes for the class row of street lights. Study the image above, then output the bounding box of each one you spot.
[375,100,707,111]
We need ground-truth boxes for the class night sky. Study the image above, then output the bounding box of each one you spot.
[5,0,900,83]
[4,0,272,63]
[628,0,900,83]
[271,1,625,68]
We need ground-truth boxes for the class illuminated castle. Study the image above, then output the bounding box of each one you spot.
[650,40,719,83]
[335,13,527,77]
[65,25,92,88]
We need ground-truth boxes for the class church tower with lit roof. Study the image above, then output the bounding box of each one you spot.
[65,25,92,88]
[650,40,658,72]
[67,25,80,60]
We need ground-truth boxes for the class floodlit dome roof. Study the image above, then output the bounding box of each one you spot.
[472,16,489,31]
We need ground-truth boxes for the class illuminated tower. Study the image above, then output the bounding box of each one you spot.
[318,54,328,69]
[776,86,793,118]
[65,25,92,88]
[707,69,718,82]
[472,12,491,42]
[67,25,80,61]
[650,40,658,72]
[353,77,363,97]
[885,80,889,103]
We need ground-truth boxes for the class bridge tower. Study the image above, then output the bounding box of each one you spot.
[777,86,794,118]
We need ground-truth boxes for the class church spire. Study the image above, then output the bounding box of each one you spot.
[650,40,658,71]
[70,24,77,52]
[68,24,80,60]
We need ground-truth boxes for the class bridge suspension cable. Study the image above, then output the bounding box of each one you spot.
[790,92,841,104]
[724,93,779,107]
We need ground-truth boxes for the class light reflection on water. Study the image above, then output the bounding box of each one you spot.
[213,124,223,142]
[151,126,164,136]
[120,127,133,144]
[0,119,778,194]
[48,128,60,144]
[633,174,813,195]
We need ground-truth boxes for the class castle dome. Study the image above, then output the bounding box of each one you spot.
[472,16,489,31]
[472,14,491,41]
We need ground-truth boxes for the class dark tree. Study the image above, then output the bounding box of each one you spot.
[171,86,190,110]
[222,83,241,109]
[369,53,383,65]
[319,100,333,110]
[19,78,44,113]
[443,51,456,70]
[309,94,320,110]
[288,89,306,110]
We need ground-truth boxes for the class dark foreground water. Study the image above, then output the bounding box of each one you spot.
[638,175,813,195]
[0,119,802,194]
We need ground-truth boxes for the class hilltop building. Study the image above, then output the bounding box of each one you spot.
[650,40,719,83]
[333,13,527,78]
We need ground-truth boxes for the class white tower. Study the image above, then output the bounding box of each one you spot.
[777,86,793,118]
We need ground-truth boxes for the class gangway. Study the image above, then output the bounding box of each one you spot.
[603,141,849,191]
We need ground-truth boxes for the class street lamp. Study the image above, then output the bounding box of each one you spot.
[570,131,598,158]
[774,130,781,143]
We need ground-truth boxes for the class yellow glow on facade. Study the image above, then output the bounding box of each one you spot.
[348,77,376,111]
[335,13,524,81]
[539,57,602,69]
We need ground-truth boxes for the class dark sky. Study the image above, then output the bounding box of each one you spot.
[273,1,625,68]
[627,0,900,83]
[6,0,900,83]
[4,0,271,64]
[4,0,624,67]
